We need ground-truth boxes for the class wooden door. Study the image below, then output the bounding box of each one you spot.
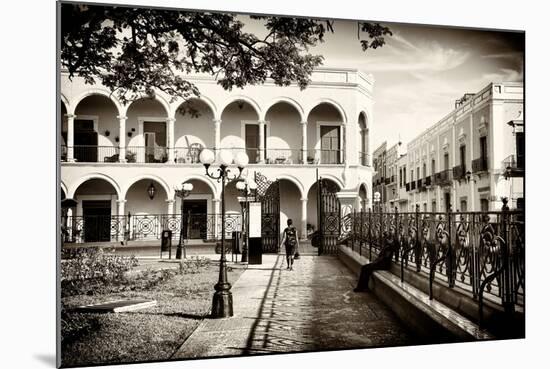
[245,124,259,163]
[82,200,111,242]
[320,125,340,164]
[74,119,98,162]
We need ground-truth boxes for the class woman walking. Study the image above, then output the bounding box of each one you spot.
[280,218,299,270]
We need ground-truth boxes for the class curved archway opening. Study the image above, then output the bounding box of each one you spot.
[358,112,369,166]
[72,95,120,162]
[174,178,218,240]
[307,103,344,165]
[220,100,261,163]
[73,178,120,242]
[306,178,341,232]
[126,98,170,163]
[279,178,304,239]
[265,102,303,164]
[174,99,215,163]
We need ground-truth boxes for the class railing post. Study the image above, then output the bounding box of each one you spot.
[500,198,515,315]
[368,208,372,260]
[415,204,421,272]
[447,206,455,288]
[394,207,399,263]
[359,208,363,256]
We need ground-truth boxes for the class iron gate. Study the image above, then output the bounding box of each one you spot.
[318,177,341,255]
[255,172,280,253]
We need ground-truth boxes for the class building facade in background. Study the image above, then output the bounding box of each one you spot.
[404,82,524,212]
[60,68,375,242]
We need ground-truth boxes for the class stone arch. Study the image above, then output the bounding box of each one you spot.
[306,98,347,124]
[68,173,122,199]
[178,174,220,200]
[316,174,343,190]
[60,181,68,198]
[123,94,172,118]
[173,95,217,119]
[122,174,172,200]
[60,93,70,114]
[72,88,124,116]
[219,95,262,121]
[275,174,306,199]
[263,97,306,122]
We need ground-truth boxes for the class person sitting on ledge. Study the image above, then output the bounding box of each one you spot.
[354,228,399,292]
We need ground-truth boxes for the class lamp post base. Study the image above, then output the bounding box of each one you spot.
[176,245,182,260]
[211,290,233,318]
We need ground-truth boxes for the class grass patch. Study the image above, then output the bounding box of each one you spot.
[61,257,245,367]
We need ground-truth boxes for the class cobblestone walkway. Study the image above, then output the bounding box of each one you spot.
[172,254,415,359]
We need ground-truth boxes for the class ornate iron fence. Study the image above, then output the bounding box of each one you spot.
[341,199,524,324]
[62,213,242,243]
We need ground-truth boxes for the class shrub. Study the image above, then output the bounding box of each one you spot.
[178,256,211,274]
[60,306,100,343]
[61,247,138,296]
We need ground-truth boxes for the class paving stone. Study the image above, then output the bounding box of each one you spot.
[172,254,414,359]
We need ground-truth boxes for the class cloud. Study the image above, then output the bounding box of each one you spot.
[362,32,471,73]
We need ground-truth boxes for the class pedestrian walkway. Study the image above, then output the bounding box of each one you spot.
[172,254,415,359]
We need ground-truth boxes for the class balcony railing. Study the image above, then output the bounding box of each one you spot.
[423,176,432,187]
[341,203,525,325]
[61,145,346,166]
[410,181,416,190]
[472,157,489,173]
[435,169,453,186]
[384,177,391,185]
[405,182,410,191]
[502,154,525,178]
[61,213,242,243]
[453,164,466,180]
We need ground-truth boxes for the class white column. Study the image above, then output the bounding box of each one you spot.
[66,114,75,162]
[258,120,266,163]
[117,115,127,162]
[166,117,175,162]
[300,198,307,240]
[341,124,347,164]
[116,199,126,216]
[166,199,175,215]
[300,121,307,164]
[489,101,505,211]
[213,119,221,156]
[213,198,221,239]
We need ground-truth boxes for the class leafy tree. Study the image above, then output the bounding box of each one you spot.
[61,3,392,106]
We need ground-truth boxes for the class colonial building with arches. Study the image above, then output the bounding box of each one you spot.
[60,67,374,243]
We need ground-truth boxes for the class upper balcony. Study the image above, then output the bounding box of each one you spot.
[61,146,345,166]
[435,169,453,186]
[502,154,524,178]
[472,157,489,174]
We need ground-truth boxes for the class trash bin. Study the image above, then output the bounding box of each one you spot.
[161,230,172,252]
[232,231,241,254]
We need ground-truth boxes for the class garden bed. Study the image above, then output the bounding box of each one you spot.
[60,254,245,367]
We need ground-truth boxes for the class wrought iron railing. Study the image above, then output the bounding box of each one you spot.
[435,169,453,186]
[306,148,344,165]
[70,145,120,163]
[453,164,467,180]
[424,176,432,187]
[173,146,206,164]
[502,154,525,178]
[340,200,524,326]
[472,157,489,173]
[61,213,242,243]
[410,181,416,191]
[126,146,168,163]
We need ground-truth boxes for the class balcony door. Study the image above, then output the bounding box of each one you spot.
[74,119,98,162]
[320,125,340,164]
[245,124,262,164]
[82,200,111,242]
[143,121,166,163]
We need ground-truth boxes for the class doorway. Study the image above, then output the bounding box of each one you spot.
[143,121,167,163]
[182,199,208,239]
[74,119,98,162]
[82,200,111,242]
[320,125,341,164]
[245,124,260,163]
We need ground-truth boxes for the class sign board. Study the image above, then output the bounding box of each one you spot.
[249,202,262,238]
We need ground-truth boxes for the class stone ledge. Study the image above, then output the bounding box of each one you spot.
[338,245,495,341]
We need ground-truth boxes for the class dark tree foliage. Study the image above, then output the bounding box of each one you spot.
[61,3,392,106]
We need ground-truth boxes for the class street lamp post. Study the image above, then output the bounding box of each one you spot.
[236,179,257,263]
[175,182,194,259]
[200,148,249,318]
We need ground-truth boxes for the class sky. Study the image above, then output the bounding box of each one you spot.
[309,20,524,148]
[243,16,524,149]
